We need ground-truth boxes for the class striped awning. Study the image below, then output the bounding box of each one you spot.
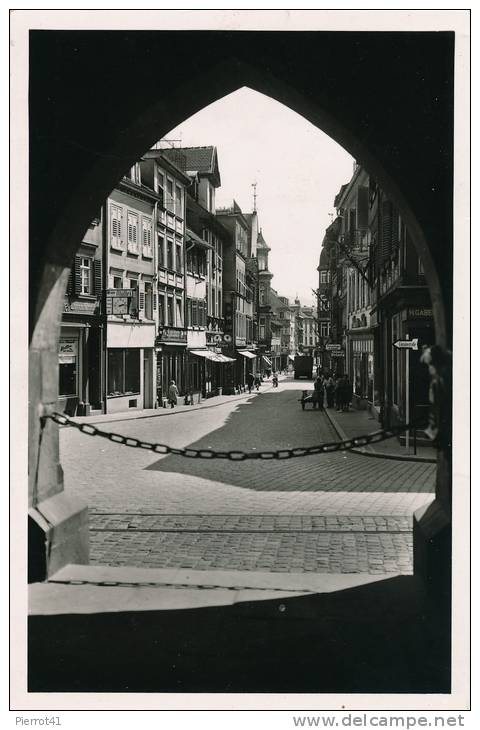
[262,356,272,366]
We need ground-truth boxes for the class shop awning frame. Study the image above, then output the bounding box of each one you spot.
[189,349,235,364]
[237,350,256,360]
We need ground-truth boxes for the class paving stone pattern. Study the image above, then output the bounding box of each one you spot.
[61,381,435,574]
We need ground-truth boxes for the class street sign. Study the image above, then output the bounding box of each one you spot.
[330,351,345,358]
[393,338,418,350]
[325,343,342,351]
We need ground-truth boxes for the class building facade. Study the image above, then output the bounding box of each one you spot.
[58,212,103,416]
[104,162,159,413]
[141,150,190,406]
[320,164,434,427]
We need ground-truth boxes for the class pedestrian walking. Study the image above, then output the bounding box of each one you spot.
[313,375,324,410]
[343,376,353,412]
[272,372,278,388]
[168,380,179,408]
[335,376,344,411]
[247,371,255,394]
[326,376,335,408]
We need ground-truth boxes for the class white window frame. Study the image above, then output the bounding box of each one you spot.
[80,257,93,295]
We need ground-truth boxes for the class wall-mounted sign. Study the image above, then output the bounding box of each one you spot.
[326,343,342,351]
[407,307,433,318]
[105,288,136,316]
[156,327,187,344]
[330,351,345,358]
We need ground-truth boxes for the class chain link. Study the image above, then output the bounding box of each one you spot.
[44,411,429,461]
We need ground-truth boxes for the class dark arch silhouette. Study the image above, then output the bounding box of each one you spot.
[28,32,453,630]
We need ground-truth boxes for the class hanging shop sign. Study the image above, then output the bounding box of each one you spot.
[330,351,345,358]
[326,343,342,351]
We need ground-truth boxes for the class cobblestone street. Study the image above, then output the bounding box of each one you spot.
[61,380,435,575]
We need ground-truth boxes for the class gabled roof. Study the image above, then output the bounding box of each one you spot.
[171,146,221,188]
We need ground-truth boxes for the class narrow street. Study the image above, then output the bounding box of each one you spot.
[60,377,435,575]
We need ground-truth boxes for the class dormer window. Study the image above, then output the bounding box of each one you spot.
[129,162,141,185]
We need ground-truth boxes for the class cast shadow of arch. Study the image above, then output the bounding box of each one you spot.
[146,390,434,493]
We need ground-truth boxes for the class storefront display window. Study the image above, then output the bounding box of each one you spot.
[107,349,140,396]
[59,357,77,396]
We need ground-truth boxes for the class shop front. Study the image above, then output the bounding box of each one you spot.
[106,321,156,413]
[349,334,375,409]
[237,349,257,385]
[58,321,103,416]
[155,326,187,405]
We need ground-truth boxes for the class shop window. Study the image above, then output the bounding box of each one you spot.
[107,349,140,396]
[59,356,77,397]
[127,212,139,253]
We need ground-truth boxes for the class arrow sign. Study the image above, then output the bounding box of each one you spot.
[393,338,418,350]
[326,343,342,351]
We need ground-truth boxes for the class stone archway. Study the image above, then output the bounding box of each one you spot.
[28,30,453,588]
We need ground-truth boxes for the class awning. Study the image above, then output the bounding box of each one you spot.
[237,350,256,360]
[189,349,218,361]
[190,349,235,364]
[288,354,295,361]
[262,356,272,366]
[213,353,236,363]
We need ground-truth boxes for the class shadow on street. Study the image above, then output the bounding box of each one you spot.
[146,390,433,493]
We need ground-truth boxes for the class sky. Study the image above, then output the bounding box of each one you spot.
[166,87,355,307]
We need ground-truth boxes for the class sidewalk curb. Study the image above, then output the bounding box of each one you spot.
[323,408,436,464]
[66,384,276,428]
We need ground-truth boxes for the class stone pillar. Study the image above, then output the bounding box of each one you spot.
[413,346,452,601]
[29,264,89,583]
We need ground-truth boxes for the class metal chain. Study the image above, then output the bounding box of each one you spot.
[44,411,429,461]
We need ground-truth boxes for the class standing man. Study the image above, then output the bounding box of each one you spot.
[168,380,179,409]
[247,371,255,394]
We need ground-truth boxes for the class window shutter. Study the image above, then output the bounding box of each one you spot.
[381,200,393,262]
[357,186,369,230]
[66,267,73,295]
[74,255,82,294]
[94,259,102,295]
[139,291,145,310]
